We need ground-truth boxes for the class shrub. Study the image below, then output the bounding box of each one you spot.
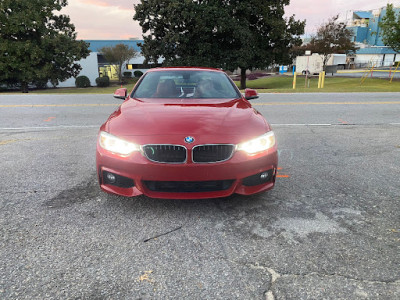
[32,79,48,89]
[95,76,110,87]
[131,77,139,84]
[123,71,132,78]
[134,70,143,78]
[75,75,91,88]
[246,73,269,80]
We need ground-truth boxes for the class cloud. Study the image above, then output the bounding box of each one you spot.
[78,0,140,11]
[286,0,400,33]
[62,0,142,39]
[63,0,400,39]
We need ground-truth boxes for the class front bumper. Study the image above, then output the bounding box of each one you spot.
[96,143,278,199]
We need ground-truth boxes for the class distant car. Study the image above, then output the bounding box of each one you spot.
[96,67,278,199]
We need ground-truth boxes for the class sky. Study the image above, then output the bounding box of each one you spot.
[61,0,400,40]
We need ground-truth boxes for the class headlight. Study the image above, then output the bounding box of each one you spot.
[99,131,140,156]
[237,131,276,154]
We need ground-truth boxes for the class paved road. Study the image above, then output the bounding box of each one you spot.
[0,93,399,299]
[335,70,400,79]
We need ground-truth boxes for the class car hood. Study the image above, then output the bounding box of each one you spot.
[106,98,269,139]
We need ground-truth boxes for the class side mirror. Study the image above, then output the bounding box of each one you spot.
[113,88,127,100]
[244,88,259,100]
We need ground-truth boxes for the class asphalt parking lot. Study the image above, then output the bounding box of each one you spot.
[0,93,399,299]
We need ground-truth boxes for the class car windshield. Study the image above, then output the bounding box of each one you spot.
[132,70,240,99]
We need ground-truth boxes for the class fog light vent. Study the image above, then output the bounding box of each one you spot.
[242,169,274,187]
[106,172,116,183]
[103,171,134,188]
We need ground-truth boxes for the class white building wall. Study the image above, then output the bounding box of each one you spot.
[56,52,164,87]
[121,55,164,75]
[57,52,99,87]
[354,54,384,67]
[383,54,395,66]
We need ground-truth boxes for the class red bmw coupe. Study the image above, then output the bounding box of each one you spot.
[96,67,278,199]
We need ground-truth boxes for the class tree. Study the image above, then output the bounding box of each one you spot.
[133,0,305,89]
[0,0,90,92]
[379,4,400,53]
[306,15,357,67]
[290,44,309,63]
[99,44,138,84]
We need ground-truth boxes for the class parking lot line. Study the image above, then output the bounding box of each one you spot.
[0,139,18,145]
[0,125,99,131]
[271,123,332,126]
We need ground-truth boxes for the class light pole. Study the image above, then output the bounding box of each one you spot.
[305,50,311,88]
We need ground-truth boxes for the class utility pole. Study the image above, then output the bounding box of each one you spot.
[305,50,311,88]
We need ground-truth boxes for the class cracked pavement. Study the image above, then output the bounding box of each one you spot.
[0,93,399,299]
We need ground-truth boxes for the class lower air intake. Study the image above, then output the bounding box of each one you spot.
[143,180,234,193]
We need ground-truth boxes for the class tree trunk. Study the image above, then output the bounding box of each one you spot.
[323,54,331,70]
[240,68,247,90]
[21,82,29,93]
[118,64,123,85]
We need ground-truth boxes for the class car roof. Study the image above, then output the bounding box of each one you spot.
[146,67,225,73]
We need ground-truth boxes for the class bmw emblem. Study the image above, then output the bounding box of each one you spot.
[184,136,195,144]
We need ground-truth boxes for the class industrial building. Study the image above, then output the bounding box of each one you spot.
[57,39,162,88]
[345,6,400,68]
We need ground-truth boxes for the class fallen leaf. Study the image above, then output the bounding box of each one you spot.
[138,270,154,283]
